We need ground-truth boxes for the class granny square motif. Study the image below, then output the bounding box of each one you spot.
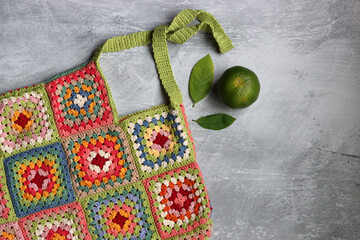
[143,163,211,239]
[80,181,160,240]
[0,9,234,240]
[0,221,25,240]
[125,106,194,178]
[62,125,139,197]
[0,85,59,157]
[3,142,75,218]
[45,62,114,138]
[19,202,91,240]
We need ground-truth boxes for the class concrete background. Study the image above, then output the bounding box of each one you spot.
[1,1,359,239]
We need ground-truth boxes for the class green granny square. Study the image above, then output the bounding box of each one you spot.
[0,84,59,157]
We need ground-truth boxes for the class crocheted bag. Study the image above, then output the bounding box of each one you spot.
[0,9,233,239]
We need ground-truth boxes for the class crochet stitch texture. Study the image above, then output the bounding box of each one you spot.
[0,9,233,240]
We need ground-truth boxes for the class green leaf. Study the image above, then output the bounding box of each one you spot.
[189,54,214,107]
[194,114,236,130]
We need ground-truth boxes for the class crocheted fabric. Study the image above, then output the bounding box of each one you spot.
[79,182,158,240]
[62,125,139,197]
[0,160,16,224]
[125,106,194,178]
[0,221,24,240]
[0,9,234,239]
[3,143,75,218]
[143,163,211,239]
[0,85,59,157]
[19,202,91,240]
[166,219,213,240]
[45,62,114,138]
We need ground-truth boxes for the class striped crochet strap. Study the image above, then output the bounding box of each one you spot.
[153,9,233,107]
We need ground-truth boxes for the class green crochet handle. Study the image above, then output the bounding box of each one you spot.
[92,9,233,107]
[152,9,233,106]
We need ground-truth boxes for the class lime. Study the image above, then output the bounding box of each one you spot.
[216,66,260,109]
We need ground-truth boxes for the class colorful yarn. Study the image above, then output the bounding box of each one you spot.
[0,85,59,157]
[45,62,114,138]
[179,103,197,160]
[144,163,211,239]
[62,125,139,197]
[0,9,232,239]
[80,182,159,240]
[0,221,24,240]
[126,107,193,178]
[3,142,75,218]
[19,202,91,240]
[0,161,16,224]
[167,219,213,240]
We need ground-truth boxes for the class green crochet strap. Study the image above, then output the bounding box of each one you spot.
[91,30,152,61]
[91,9,233,108]
[153,9,234,106]
[167,9,234,53]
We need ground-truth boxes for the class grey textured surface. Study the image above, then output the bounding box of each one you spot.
[1,1,360,239]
